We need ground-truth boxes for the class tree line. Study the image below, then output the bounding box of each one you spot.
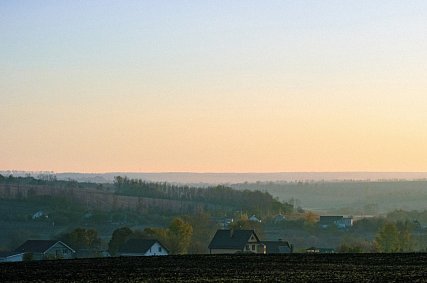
[58,216,202,256]
[0,174,293,217]
[113,176,293,216]
[0,174,96,189]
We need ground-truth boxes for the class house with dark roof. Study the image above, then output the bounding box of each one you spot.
[262,240,293,254]
[208,229,266,254]
[14,240,75,260]
[118,239,169,256]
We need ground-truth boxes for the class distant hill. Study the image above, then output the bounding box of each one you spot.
[232,180,427,214]
[2,171,427,185]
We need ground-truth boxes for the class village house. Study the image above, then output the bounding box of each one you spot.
[13,240,75,260]
[208,229,266,254]
[319,216,353,229]
[262,240,293,254]
[118,239,169,256]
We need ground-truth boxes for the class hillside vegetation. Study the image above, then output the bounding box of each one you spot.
[113,176,292,216]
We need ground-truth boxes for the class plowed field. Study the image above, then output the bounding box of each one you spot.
[1,253,427,282]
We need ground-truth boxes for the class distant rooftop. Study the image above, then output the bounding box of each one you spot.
[208,230,259,250]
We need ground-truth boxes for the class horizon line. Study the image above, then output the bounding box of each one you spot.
[3,170,427,175]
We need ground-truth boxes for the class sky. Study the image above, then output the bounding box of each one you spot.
[1,1,427,173]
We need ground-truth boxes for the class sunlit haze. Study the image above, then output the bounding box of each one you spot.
[1,1,427,173]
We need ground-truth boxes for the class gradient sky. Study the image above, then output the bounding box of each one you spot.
[1,1,427,173]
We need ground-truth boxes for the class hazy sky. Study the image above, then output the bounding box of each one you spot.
[1,1,427,173]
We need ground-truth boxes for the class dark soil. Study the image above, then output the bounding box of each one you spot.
[1,253,427,282]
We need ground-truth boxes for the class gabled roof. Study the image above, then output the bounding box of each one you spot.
[208,229,259,250]
[262,241,292,254]
[14,240,75,254]
[119,239,168,254]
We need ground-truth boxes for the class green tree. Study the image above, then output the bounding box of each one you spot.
[144,217,193,255]
[304,211,318,224]
[168,217,193,254]
[375,223,400,252]
[229,215,264,238]
[108,227,133,256]
[183,213,217,254]
[144,227,169,244]
[338,238,376,253]
[61,228,101,250]
[396,221,414,252]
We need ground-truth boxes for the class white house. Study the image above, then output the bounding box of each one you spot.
[118,239,169,256]
[14,240,75,260]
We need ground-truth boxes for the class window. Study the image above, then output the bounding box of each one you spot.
[158,247,162,252]
[252,244,255,251]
